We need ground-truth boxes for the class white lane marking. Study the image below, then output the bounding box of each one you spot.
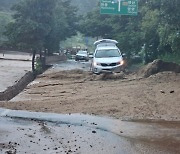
[0,109,10,116]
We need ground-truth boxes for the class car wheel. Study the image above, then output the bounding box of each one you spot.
[92,68,100,75]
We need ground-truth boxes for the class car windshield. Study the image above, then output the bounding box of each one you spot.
[97,43,116,48]
[95,49,120,58]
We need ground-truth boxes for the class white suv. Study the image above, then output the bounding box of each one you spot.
[91,39,124,74]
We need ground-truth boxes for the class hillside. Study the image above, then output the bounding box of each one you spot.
[0,0,99,46]
[72,0,99,14]
[0,0,99,14]
[0,0,18,12]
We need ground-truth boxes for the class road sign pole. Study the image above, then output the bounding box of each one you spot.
[118,0,121,12]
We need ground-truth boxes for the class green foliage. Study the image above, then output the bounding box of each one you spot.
[79,9,113,38]
[44,0,79,54]
[80,0,180,64]
[5,0,57,49]
[35,57,43,74]
[71,0,98,15]
[0,0,18,12]
[2,0,179,65]
[0,12,12,45]
[4,0,78,52]
[158,53,180,64]
[3,0,79,72]
[1,0,97,50]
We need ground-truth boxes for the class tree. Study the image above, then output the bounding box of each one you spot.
[71,0,98,15]
[0,0,18,12]
[80,9,143,60]
[5,0,56,72]
[79,9,113,39]
[0,12,11,46]
[141,9,160,63]
[140,0,180,62]
[5,0,79,72]
[110,15,143,59]
[80,0,180,64]
[44,0,78,54]
[158,0,180,54]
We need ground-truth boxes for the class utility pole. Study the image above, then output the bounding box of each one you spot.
[118,0,121,12]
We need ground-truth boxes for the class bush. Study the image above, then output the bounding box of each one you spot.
[158,53,180,64]
[35,57,43,74]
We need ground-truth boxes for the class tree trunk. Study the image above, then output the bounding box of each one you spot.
[43,50,47,68]
[32,50,36,72]
[40,50,46,69]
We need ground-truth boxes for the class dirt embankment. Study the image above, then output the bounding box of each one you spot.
[0,60,180,121]
[138,59,180,78]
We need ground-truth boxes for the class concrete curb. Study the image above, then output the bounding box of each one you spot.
[0,57,31,61]
[0,108,179,141]
[0,108,114,132]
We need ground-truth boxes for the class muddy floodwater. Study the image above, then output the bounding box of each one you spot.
[0,109,180,154]
[0,51,31,92]
[0,57,180,153]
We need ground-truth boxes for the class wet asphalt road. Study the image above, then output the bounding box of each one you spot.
[0,109,180,154]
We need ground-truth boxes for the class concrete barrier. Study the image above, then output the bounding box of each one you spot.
[0,71,35,101]
[0,54,66,101]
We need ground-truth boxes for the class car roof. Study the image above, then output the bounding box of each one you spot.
[78,50,87,53]
[94,39,118,46]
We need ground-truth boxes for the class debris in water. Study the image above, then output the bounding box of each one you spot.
[160,90,165,94]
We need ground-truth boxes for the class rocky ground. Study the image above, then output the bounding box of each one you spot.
[0,60,179,121]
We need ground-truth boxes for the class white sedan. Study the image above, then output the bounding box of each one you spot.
[91,45,124,74]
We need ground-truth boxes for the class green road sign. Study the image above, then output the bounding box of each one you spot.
[100,0,138,15]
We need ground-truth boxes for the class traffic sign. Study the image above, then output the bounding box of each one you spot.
[100,0,138,15]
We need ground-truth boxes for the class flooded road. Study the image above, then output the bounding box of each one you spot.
[0,51,31,92]
[0,108,180,154]
[51,59,91,71]
[1,57,180,153]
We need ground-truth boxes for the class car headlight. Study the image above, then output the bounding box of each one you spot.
[117,60,124,66]
[94,61,101,66]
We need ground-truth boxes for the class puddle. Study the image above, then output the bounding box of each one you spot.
[0,108,180,154]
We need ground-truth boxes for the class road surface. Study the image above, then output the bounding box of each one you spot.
[51,59,91,71]
[0,108,180,154]
[0,59,180,154]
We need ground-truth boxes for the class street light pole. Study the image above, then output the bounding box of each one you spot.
[118,0,121,12]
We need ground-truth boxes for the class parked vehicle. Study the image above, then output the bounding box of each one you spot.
[89,53,94,59]
[91,39,124,74]
[75,50,89,61]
